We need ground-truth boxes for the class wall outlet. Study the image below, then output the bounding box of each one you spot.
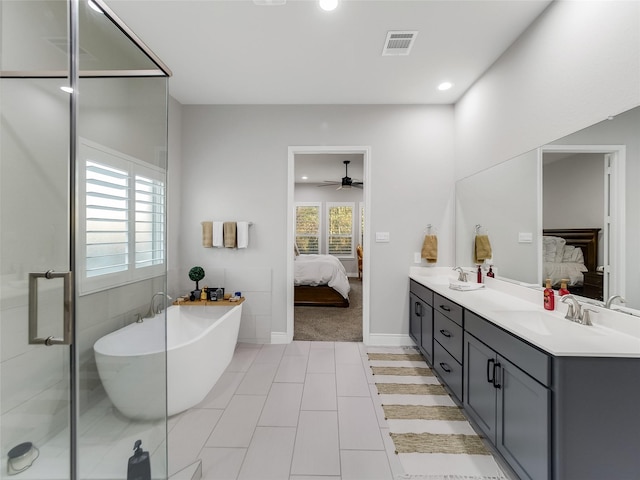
[414,252,422,263]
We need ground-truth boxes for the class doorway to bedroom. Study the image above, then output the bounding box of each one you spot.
[286,146,371,343]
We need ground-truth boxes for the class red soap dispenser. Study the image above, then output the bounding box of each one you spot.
[558,279,570,296]
[486,265,495,278]
[544,278,555,310]
[477,265,482,283]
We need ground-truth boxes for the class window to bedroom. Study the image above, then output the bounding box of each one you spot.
[78,139,165,295]
[295,202,321,254]
[327,202,354,258]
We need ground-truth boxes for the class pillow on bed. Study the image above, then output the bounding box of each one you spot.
[543,236,566,263]
[562,245,585,264]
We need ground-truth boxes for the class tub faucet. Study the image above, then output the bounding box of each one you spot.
[453,267,468,282]
[143,292,172,320]
[605,294,626,309]
[561,294,582,323]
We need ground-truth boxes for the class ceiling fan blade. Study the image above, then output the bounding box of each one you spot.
[317,183,340,187]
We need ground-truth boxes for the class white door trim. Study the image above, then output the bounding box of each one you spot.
[286,146,371,344]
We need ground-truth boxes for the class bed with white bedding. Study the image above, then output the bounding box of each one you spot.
[294,254,351,307]
[542,228,600,291]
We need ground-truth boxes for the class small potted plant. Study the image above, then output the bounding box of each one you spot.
[188,266,205,299]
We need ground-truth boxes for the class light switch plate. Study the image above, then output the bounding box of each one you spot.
[414,252,421,263]
[375,232,390,243]
[518,232,533,243]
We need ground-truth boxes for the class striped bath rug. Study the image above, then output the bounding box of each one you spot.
[367,348,508,480]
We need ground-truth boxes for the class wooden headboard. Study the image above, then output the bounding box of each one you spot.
[543,228,600,272]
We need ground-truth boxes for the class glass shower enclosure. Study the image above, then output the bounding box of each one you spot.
[1,1,171,478]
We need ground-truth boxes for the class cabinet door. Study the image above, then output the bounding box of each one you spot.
[464,334,497,443]
[420,300,433,364]
[497,356,550,480]
[409,293,422,347]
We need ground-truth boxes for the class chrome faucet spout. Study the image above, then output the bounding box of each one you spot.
[605,294,626,309]
[561,294,582,322]
[452,267,468,282]
[144,292,172,319]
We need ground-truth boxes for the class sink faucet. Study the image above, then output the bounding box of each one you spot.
[605,294,626,309]
[561,294,582,323]
[453,267,468,282]
[141,292,172,321]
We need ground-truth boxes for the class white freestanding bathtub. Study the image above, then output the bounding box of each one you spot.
[94,303,242,420]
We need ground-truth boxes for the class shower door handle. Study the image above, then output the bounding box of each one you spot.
[28,270,73,346]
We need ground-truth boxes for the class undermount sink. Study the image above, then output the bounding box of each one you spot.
[491,310,606,337]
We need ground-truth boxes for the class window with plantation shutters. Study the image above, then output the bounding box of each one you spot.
[327,202,354,257]
[295,203,321,254]
[79,139,165,295]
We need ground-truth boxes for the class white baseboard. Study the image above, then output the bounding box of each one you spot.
[271,331,291,344]
[366,333,416,347]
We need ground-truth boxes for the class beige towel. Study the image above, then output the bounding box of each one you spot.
[421,235,438,263]
[474,235,492,263]
[201,221,213,248]
[223,222,237,248]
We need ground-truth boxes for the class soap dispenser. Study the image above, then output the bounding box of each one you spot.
[127,440,151,480]
[544,279,555,311]
[477,265,482,283]
[486,265,495,278]
[558,279,570,296]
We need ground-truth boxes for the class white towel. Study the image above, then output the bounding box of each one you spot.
[237,221,249,249]
[212,222,224,248]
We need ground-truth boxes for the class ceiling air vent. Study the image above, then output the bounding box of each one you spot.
[382,31,418,56]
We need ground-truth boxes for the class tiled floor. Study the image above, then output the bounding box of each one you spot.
[168,341,403,480]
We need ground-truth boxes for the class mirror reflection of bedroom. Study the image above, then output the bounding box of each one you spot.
[542,151,607,301]
[293,153,364,341]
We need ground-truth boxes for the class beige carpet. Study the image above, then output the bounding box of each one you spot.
[293,278,362,341]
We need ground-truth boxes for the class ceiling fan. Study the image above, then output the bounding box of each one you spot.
[318,160,363,190]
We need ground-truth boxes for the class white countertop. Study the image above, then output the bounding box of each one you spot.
[410,268,640,358]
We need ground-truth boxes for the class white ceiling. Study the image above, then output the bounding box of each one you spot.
[295,153,363,184]
[104,0,552,105]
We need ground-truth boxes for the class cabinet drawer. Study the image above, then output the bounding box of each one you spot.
[410,279,433,306]
[466,311,550,386]
[434,311,463,363]
[434,293,463,326]
[433,341,463,402]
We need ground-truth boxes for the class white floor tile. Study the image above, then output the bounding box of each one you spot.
[335,342,362,364]
[291,411,340,476]
[337,397,384,451]
[226,347,260,373]
[206,395,266,448]
[235,362,279,395]
[301,373,337,411]
[168,408,224,475]
[238,427,296,480]
[274,355,308,383]
[307,348,336,373]
[197,372,246,409]
[340,450,393,480]
[284,341,311,357]
[199,447,246,480]
[309,341,335,350]
[258,383,304,427]
[253,344,286,364]
[336,364,370,397]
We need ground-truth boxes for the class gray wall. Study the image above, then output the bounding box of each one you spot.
[177,105,456,343]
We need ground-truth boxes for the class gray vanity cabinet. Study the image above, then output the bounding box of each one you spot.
[409,280,434,364]
[464,312,550,480]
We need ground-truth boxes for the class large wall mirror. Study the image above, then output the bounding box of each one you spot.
[456,105,640,311]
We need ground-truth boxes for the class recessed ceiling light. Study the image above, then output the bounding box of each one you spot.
[301,176,308,180]
[319,0,338,11]
[438,82,453,91]
[60,86,73,93]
